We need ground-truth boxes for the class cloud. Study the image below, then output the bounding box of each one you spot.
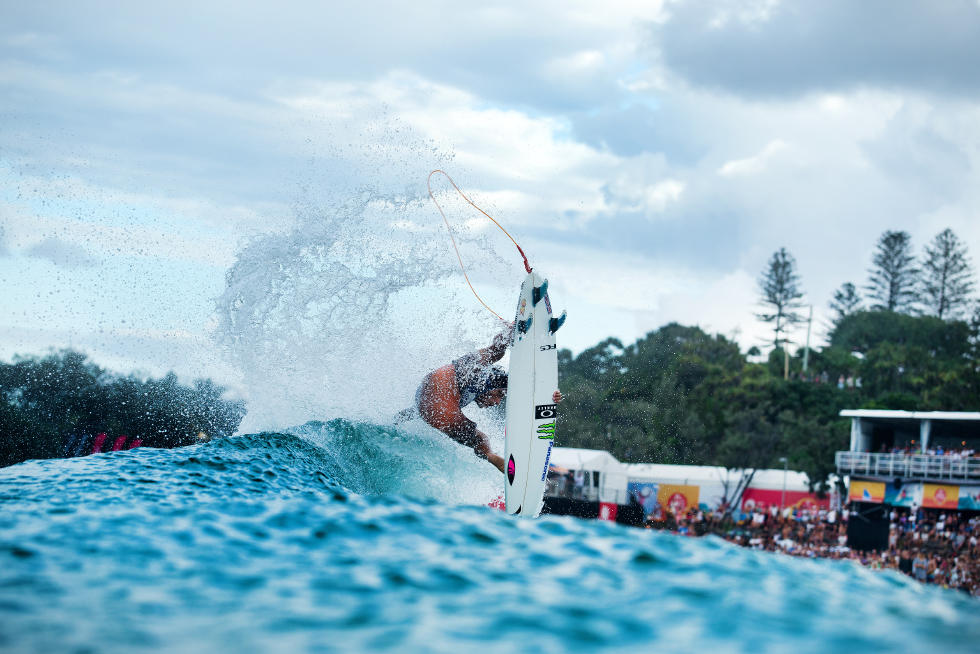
[26,237,98,268]
[656,0,980,97]
[718,140,788,177]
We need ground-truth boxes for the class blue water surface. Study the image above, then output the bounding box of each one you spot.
[1,420,978,653]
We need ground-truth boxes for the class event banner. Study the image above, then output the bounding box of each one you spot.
[849,480,885,503]
[658,484,699,516]
[741,488,830,512]
[883,483,922,508]
[628,482,660,518]
[958,486,980,510]
[922,483,960,509]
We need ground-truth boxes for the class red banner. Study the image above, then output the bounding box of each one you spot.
[598,502,618,521]
[741,488,830,512]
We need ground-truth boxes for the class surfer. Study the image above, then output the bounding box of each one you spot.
[411,324,562,474]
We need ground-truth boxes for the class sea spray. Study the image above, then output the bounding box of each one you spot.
[216,186,520,433]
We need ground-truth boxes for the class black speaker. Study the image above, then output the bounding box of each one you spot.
[847,502,890,552]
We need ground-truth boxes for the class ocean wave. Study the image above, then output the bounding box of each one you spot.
[1,420,978,653]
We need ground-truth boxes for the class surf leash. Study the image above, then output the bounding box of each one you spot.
[427,169,531,323]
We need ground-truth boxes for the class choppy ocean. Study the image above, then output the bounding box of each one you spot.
[1,419,978,654]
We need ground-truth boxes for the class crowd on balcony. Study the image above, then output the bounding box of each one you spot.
[879,443,978,459]
[644,504,980,598]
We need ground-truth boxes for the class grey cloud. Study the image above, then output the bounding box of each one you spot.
[27,237,99,268]
[571,103,708,163]
[656,0,980,97]
[862,109,972,201]
[0,2,629,114]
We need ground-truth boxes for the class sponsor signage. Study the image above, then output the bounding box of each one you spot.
[922,483,959,509]
[741,488,830,512]
[849,480,885,503]
[598,502,618,522]
[883,482,922,508]
[958,486,980,510]
[658,484,699,516]
[534,404,557,419]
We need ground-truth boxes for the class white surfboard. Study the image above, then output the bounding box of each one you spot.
[504,271,565,518]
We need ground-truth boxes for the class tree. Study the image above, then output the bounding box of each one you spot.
[757,248,806,350]
[920,228,976,320]
[828,282,862,326]
[0,350,246,467]
[866,230,918,313]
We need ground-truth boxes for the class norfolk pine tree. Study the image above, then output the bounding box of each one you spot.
[757,248,806,350]
[866,230,918,313]
[829,282,862,326]
[920,228,976,319]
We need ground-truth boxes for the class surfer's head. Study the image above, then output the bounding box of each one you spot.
[474,366,507,408]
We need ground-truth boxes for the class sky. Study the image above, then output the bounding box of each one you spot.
[2,0,979,418]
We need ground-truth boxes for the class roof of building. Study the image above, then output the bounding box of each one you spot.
[548,447,622,473]
[549,447,822,490]
[624,463,814,491]
[840,410,980,421]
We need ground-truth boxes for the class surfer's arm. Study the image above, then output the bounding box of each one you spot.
[476,323,512,365]
[474,433,506,475]
[439,418,504,473]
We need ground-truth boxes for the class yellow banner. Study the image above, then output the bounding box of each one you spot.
[923,484,959,509]
[849,480,885,503]
[658,484,699,515]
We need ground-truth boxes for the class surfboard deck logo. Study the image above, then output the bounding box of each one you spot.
[507,455,516,485]
[535,404,556,419]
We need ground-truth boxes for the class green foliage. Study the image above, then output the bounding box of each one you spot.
[557,312,978,490]
[0,350,246,467]
[828,282,862,327]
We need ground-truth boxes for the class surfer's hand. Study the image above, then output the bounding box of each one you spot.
[553,390,563,403]
[492,323,513,349]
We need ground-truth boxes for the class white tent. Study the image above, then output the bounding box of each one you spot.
[549,447,628,503]
[549,447,622,473]
[625,463,813,491]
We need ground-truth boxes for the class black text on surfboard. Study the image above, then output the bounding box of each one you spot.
[535,404,557,419]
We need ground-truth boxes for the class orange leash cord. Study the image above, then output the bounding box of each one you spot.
[427,170,532,323]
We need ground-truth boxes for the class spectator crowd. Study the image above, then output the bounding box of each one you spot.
[644,504,980,598]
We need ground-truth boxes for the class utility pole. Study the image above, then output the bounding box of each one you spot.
[779,457,788,513]
[802,305,812,374]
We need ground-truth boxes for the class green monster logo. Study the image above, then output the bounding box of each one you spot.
[536,422,556,439]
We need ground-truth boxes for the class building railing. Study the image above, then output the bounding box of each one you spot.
[836,451,980,482]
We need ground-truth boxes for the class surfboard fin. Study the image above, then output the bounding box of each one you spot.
[532,280,549,306]
[517,315,533,334]
[548,311,566,334]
